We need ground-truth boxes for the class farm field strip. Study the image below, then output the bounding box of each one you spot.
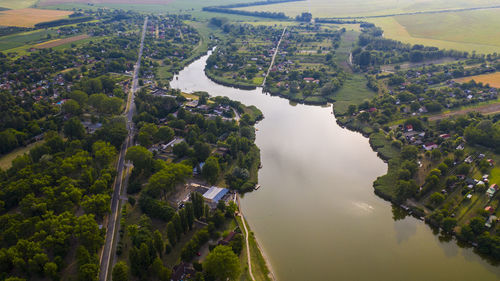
[34,34,90,48]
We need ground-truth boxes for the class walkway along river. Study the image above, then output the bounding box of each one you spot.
[170,51,500,281]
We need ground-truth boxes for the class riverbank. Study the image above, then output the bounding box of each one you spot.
[236,195,275,281]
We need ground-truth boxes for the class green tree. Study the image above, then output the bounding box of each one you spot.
[155,126,174,143]
[44,262,58,281]
[204,246,241,281]
[64,117,85,140]
[401,145,418,160]
[442,217,457,233]
[92,141,117,167]
[81,194,111,218]
[112,262,129,281]
[202,156,220,184]
[126,146,153,172]
[153,230,164,257]
[69,90,88,106]
[167,221,177,245]
[194,141,211,162]
[78,263,99,281]
[62,99,81,115]
[173,141,190,158]
[429,192,445,206]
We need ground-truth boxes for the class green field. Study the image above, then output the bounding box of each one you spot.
[0,29,57,51]
[236,0,500,54]
[332,74,375,114]
[371,9,500,54]
[0,0,37,9]
[237,0,500,18]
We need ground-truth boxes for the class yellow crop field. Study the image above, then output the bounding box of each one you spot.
[455,72,500,88]
[0,8,72,27]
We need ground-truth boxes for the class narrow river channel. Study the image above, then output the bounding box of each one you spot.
[170,51,500,281]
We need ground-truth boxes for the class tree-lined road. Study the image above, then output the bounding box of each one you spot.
[262,27,286,87]
[99,16,148,281]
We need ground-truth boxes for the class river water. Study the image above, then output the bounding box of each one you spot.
[170,52,500,281]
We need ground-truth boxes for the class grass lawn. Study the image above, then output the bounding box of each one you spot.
[332,74,376,115]
[0,140,44,170]
[490,167,500,186]
[235,216,271,281]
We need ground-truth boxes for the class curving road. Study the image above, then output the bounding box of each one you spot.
[98,16,148,281]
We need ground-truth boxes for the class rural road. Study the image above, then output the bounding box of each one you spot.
[262,27,287,87]
[98,16,148,281]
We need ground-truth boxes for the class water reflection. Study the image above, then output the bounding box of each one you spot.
[170,51,500,281]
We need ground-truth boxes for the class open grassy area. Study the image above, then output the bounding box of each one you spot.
[0,8,72,27]
[332,74,376,115]
[235,216,271,281]
[0,140,43,170]
[0,0,38,9]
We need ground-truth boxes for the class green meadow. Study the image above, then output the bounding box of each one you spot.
[0,0,38,9]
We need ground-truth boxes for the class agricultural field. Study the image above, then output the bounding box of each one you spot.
[0,0,37,9]
[236,0,500,54]
[39,0,251,14]
[236,0,500,18]
[372,9,500,54]
[38,0,173,6]
[455,72,500,88]
[0,29,57,51]
[0,8,72,27]
[34,34,90,48]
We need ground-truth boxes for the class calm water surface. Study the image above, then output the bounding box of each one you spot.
[170,52,500,281]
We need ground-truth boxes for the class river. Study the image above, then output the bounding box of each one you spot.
[170,51,500,281]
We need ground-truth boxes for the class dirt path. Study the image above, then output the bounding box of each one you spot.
[428,102,500,121]
[237,195,256,281]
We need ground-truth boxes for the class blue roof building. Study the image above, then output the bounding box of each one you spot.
[203,186,229,203]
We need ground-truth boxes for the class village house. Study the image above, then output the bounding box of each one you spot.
[486,184,498,197]
[423,143,438,150]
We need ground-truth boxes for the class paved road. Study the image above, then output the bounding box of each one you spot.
[261,27,287,87]
[98,16,148,281]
